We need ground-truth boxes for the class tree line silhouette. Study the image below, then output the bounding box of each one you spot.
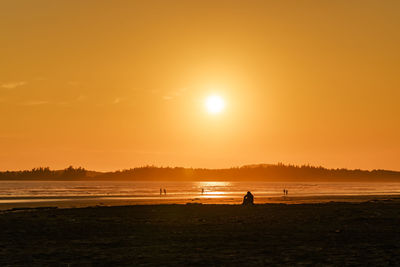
[0,163,400,182]
[0,166,87,180]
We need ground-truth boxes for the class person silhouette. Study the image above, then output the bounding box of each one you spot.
[160,188,162,196]
[242,191,254,205]
[163,188,167,195]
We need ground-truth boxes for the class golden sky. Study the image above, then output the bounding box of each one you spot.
[1,0,399,171]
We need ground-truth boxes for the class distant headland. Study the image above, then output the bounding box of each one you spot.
[1,163,400,182]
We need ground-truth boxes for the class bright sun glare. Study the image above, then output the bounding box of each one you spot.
[205,95,225,114]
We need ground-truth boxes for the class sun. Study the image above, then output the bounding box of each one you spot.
[205,95,225,114]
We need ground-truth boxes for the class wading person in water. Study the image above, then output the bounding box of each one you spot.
[242,191,254,205]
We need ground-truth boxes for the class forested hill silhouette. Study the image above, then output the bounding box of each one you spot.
[1,164,400,182]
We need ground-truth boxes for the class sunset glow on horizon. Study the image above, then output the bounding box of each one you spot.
[1,0,400,171]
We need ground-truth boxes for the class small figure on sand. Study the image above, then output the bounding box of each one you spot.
[283,189,288,196]
[163,188,167,195]
[242,191,254,205]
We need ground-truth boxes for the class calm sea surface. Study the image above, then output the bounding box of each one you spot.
[0,181,400,205]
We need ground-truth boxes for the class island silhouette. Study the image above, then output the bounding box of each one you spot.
[1,163,400,182]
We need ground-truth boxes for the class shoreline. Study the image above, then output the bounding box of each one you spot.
[1,193,400,211]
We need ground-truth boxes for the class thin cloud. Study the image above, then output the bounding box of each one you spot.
[162,88,187,100]
[113,97,121,104]
[1,81,27,89]
[20,100,48,106]
[163,95,173,100]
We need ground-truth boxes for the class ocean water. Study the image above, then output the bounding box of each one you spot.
[0,181,400,205]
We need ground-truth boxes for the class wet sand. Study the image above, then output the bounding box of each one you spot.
[1,194,400,211]
[1,199,400,266]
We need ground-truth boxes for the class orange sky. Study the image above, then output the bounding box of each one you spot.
[1,0,399,171]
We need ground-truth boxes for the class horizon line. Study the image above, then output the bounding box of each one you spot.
[1,163,400,173]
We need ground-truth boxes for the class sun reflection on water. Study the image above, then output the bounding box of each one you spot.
[195,181,231,196]
[196,181,231,187]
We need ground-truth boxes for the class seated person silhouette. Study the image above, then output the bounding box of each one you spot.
[242,191,254,205]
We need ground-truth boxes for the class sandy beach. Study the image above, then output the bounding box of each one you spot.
[1,193,400,211]
[1,199,399,266]
[0,194,397,211]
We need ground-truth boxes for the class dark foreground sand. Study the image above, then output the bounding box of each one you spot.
[1,201,399,266]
